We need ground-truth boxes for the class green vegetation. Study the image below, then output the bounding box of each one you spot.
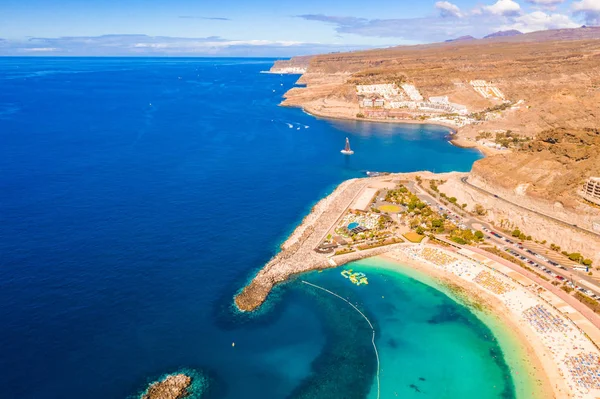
[385,185,428,214]
[449,229,484,245]
[510,228,530,241]
[475,131,492,140]
[356,113,365,118]
[567,252,593,266]
[357,237,403,250]
[427,179,446,194]
[548,249,594,267]
[334,248,355,256]
[470,102,513,121]
[561,285,574,294]
[474,204,487,216]
[474,128,531,149]
[575,292,600,313]
[439,192,457,204]
[429,180,439,192]
[481,246,549,281]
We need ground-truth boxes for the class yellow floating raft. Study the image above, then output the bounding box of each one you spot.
[341,270,369,286]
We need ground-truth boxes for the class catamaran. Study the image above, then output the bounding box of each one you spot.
[340,137,354,155]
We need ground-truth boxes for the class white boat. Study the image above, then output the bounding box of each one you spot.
[340,137,354,155]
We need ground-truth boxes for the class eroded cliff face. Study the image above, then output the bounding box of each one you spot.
[472,128,600,207]
[269,56,313,73]
[284,28,600,128]
[282,31,600,212]
[273,29,600,259]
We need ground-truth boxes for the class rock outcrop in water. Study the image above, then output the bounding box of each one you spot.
[142,374,192,399]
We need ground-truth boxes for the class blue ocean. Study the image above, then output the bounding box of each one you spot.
[0,57,529,398]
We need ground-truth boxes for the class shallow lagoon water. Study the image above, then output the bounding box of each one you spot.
[299,257,542,399]
[0,57,521,399]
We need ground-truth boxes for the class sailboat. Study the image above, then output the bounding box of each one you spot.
[340,137,354,155]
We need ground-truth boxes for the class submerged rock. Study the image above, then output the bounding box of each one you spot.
[142,374,192,399]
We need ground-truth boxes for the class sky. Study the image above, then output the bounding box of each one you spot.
[0,0,599,56]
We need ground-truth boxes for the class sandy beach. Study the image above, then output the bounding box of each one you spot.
[375,251,556,398]
[378,244,600,399]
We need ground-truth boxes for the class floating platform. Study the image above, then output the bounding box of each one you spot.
[341,269,369,286]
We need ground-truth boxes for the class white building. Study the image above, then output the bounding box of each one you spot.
[581,177,600,206]
[401,84,424,101]
[356,84,400,98]
[429,96,449,104]
[470,80,505,100]
[388,101,417,109]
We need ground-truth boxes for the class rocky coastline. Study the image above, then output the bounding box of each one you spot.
[234,172,458,312]
[234,178,365,311]
[141,374,192,399]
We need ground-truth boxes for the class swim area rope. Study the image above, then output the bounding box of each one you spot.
[301,280,380,399]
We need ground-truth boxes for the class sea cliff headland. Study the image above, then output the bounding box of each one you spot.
[269,27,600,265]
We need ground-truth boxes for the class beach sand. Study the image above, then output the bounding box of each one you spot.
[373,251,562,399]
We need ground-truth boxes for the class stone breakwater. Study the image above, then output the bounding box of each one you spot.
[234,171,459,312]
[235,178,371,311]
[141,374,192,399]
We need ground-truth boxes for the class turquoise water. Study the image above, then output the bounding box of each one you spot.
[0,57,526,399]
[348,222,360,229]
[297,257,538,399]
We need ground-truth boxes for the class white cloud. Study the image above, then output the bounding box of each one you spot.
[132,39,303,50]
[484,0,522,16]
[525,0,564,5]
[572,0,600,25]
[21,47,59,52]
[435,1,463,18]
[502,11,579,32]
[0,35,369,56]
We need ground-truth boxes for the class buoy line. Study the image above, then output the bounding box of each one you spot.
[301,280,380,399]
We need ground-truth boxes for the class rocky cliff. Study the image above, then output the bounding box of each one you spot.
[269,56,313,74]
[142,374,192,399]
[279,27,600,217]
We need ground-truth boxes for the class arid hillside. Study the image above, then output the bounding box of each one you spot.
[472,128,600,207]
[281,27,600,209]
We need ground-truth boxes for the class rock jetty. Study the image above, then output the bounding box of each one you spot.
[142,374,192,399]
[235,177,379,311]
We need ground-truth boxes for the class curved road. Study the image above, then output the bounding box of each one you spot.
[460,176,600,238]
[406,179,600,297]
